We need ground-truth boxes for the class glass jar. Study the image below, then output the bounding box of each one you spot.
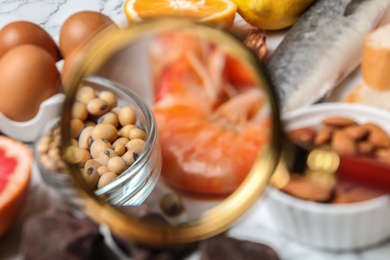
[34,76,162,207]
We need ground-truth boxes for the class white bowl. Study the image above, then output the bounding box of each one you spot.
[266,103,390,251]
[0,93,65,142]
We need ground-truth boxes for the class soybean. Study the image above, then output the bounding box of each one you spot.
[99,91,117,108]
[90,139,112,159]
[114,143,126,157]
[71,139,79,147]
[111,107,121,115]
[83,165,100,188]
[98,149,117,165]
[70,119,84,138]
[122,151,137,166]
[73,147,91,168]
[97,165,110,176]
[112,137,129,149]
[160,193,185,217]
[97,172,118,189]
[72,102,88,121]
[118,106,137,126]
[47,147,61,160]
[87,98,110,116]
[78,126,94,149]
[107,156,128,174]
[76,86,97,103]
[53,126,61,136]
[128,128,146,141]
[37,135,52,154]
[92,124,118,143]
[119,124,137,137]
[125,139,146,155]
[84,159,102,173]
[97,112,119,128]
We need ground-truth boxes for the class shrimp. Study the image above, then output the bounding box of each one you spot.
[150,32,271,195]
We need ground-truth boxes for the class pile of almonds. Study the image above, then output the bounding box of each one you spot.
[288,116,390,163]
[283,116,389,203]
[37,85,147,190]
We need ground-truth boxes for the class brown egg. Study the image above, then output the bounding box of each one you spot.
[0,21,61,61]
[0,45,60,122]
[59,11,117,59]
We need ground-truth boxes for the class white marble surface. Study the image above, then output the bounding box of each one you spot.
[1,1,390,259]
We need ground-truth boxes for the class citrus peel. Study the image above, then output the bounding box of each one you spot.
[124,0,238,28]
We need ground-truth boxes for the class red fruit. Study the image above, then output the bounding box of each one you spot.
[0,135,32,236]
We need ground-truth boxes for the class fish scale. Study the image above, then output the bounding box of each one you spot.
[267,0,390,113]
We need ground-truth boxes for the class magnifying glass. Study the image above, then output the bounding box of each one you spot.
[58,18,283,247]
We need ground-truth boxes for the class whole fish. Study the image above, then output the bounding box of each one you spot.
[267,0,390,113]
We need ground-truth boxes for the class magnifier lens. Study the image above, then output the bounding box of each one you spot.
[61,19,281,246]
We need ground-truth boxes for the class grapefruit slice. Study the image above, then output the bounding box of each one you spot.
[0,135,32,236]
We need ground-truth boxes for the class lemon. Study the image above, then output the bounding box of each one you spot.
[124,0,238,28]
[234,0,316,30]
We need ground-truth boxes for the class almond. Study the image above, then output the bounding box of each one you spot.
[364,123,390,148]
[332,182,383,204]
[376,148,390,163]
[357,141,375,155]
[322,116,357,128]
[331,130,356,155]
[343,125,369,141]
[281,175,333,202]
[287,127,315,148]
[314,127,333,146]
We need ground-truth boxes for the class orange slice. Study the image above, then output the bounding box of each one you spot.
[0,135,32,236]
[123,0,237,28]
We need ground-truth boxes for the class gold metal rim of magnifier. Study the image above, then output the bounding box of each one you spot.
[60,18,282,247]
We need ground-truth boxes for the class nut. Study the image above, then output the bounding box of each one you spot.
[321,116,357,128]
[287,127,315,147]
[342,125,368,141]
[357,141,375,155]
[281,175,333,202]
[363,123,390,148]
[314,127,333,146]
[376,148,390,164]
[331,131,356,155]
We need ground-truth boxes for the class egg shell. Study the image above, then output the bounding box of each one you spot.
[59,11,117,59]
[0,21,61,61]
[0,44,60,122]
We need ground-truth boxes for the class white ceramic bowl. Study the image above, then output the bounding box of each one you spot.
[266,103,390,251]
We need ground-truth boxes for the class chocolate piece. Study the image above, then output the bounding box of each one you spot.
[130,244,197,260]
[200,235,279,260]
[21,208,104,260]
[113,235,198,260]
[113,236,198,260]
